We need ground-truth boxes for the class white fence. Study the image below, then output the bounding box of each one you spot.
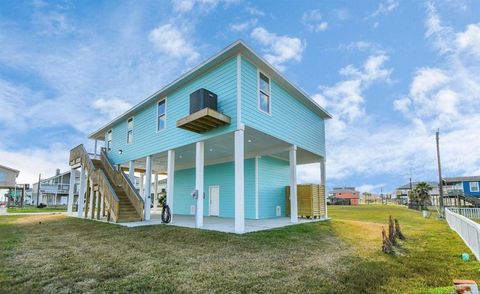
[449,207,480,219]
[445,207,480,260]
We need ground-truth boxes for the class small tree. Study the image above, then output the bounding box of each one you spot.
[412,182,432,210]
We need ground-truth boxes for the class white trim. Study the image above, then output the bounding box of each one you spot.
[255,156,259,219]
[257,70,272,115]
[144,156,152,221]
[156,97,167,132]
[208,185,220,216]
[67,167,75,213]
[289,145,298,223]
[470,181,479,192]
[236,54,242,127]
[126,116,134,144]
[167,149,175,222]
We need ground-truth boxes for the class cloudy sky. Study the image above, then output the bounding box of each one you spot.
[1,0,479,194]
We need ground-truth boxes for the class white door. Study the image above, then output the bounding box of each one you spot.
[209,186,220,216]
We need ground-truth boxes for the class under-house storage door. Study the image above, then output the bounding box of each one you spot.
[209,186,220,216]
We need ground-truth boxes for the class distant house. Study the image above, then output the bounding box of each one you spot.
[444,176,480,197]
[395,181,439,204]
[0,164,26,206]
[32,169,80,206]
[329,187,360,205]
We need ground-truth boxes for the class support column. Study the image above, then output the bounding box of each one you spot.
[144,156,152,221]
[88,180,94,219]
[139,173,145,199]
[195,142,204,228]
[128,160,135,183]
[84,177,90,218]
[153,173,159,213]
[167,149,175,222]
[320,158,327,218]
[77,168,86,217]
[100,192,105,217]
[67,168,75,213]
[94,140,98,157]
[234,129,245,233]
[96,191,101,220]
[90,188,96,219]
[289,145,298,223]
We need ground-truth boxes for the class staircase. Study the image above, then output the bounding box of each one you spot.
[70,144,144,223]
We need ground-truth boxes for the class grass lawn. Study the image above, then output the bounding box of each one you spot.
[6,207,67,213]
[1,205,478,293]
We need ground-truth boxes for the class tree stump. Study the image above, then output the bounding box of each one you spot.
[382,227,394,253]
[394,218,406,240]
[388,215,397,245]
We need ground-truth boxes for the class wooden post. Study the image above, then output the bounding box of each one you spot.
[90,189,96,219]
[84,178,90,219]
[96,191,101,220]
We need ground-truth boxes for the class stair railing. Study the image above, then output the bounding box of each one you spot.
[100,148,144,220]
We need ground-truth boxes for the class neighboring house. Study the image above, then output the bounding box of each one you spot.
[329,187,360,205]
[395,181,439,205]
[0,164,26,206]
[444,176,480,197]
[32,169,80,206]
[68,40,331,233]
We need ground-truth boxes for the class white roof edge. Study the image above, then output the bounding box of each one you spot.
[88,40,332,140]
[0,164,20,175]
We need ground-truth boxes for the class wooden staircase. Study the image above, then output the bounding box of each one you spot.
[70,145,144,223]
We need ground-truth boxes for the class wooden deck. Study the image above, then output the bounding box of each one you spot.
[176,108,231,133]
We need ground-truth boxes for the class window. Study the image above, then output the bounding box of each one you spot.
[107,130,112,150]
[258,72,271,114]
[127,117,133,144]
[470,182,479,192]
[157,99,166,131]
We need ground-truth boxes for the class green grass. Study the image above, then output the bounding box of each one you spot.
[0,205,478,293]
[6,207,66,213]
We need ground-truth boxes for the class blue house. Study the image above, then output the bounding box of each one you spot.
[444,176,480,197]
[68,41,331,233]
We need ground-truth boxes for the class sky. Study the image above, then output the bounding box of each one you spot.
[0,0,479,194]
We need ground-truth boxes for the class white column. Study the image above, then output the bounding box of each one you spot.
[289,145,298,223]
[167,149,175,222]
[195,142,204,228]
[139,173,144,198]
[320,158,327,218]
[128,160,135,183]
[94,140,98,157]
[144,156,152,221]
[88,179,94,219]
[67,168,75,213]
[77,168,86,217]
[234,129,245,233]
[153,173,159,213]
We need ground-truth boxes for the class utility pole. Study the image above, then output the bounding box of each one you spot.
[436,129,445,217]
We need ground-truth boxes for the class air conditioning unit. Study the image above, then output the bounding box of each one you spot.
[190,88,217,114]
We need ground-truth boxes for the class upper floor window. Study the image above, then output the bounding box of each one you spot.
[258,72,271,114]
[470,182,479,192]
[107,130,112,150]
[157,99,166,131]
[127,117,134,144]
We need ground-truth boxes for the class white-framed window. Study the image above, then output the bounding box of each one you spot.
[258,72,271,114]
[470,182,479,192]
[157,98,166,131]
[107,129,112,150]
[127,117,134,144]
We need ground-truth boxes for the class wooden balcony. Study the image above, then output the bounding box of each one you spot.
[176,108,231,133]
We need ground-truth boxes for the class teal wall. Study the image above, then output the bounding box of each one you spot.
[172,156,287,219]
[107,57,238,164]
[241,57,326,156]
[258,156,289,218]
[172,159,255,218]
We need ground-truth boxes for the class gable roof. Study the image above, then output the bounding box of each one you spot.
[0,164,20,176]
[444,176,480,183]
[396,181,438,190]
[89,40,332,140]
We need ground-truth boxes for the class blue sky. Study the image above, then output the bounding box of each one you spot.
[1,0,480,194]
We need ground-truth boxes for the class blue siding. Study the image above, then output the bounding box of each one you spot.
[241,57,326,156]
[172,159,256,218]
[107,57,238,164]
[463,181,480,196]
[258,156,289,218]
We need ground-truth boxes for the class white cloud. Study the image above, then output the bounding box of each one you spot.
[230,19,257,32]
[456,24,480,57]
[92,98,133,121]
[172,0,240,13]
[369,0,399,18]
[302,9,329,32]
[245,5,265,17]
[149,23,200,63]
[250,27,305,71]
[357,184,385,194]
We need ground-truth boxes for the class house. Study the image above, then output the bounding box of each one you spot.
[32,169,80,206]
[442,176,480,206]
[67,40,331,233]
[0,164,27,207]
[395,181,441,205]
[329,187,360,205]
